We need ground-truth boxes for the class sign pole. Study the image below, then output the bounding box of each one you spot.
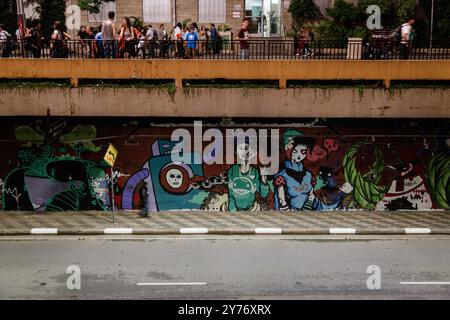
[103,143,118,224]
[111,166,115,223]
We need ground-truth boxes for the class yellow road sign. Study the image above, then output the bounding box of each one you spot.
[104,144,118,167]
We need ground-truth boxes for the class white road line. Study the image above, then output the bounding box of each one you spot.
[255,228,282,234]
[404,228,431,234]
[401,282,450,285]
[179,228,209,234]
[137,282,207,286]
[329,228,356,234]
[30,228,58,235]
[104,228,133,234]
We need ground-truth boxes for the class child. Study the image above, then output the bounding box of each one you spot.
[185,26,198,58]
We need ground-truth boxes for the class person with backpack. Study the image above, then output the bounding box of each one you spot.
[51,21,71,58]
[0,24,13,58]
[145,24,157,58]
[399,18,415,60]
[24,19,42,58]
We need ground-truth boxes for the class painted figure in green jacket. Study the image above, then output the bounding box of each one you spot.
[227,142,269,211]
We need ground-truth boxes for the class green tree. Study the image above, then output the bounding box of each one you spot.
[315,0,367,41]
[78,0,115,14]
[420,0,450,42]
[288,0,322,31]
[36,0,66,39]
[315,0,418,41]
[0,0,17,34]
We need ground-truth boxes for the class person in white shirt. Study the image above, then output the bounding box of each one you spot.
[0,24,12,58]
[400,18,415,60]
[145,24,157,58]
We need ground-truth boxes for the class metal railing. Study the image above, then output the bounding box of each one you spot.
[0,39,449,60]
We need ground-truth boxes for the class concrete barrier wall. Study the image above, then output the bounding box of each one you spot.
[1,59,450,89]
[0,118,449,212]
[0,86,449,118]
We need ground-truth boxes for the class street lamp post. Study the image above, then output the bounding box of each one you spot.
[430,0,435,52]
[16,0,25,38]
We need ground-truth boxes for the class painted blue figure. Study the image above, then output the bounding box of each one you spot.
[274,136,316,210]
[274,131,352,211]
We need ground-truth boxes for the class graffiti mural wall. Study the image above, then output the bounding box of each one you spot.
[0,118,448,212]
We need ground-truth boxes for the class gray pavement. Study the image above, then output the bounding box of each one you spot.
[0,211,449,236]
[1,235,450,299]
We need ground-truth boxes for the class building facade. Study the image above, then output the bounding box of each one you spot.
[68,0,296,37]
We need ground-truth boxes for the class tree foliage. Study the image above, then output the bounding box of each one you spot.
[420,0,450,42]
[35,0,66,39]
[288,0,322,31]
[0,0,17,34]
[78,0,115,14]
[314,0,434,42]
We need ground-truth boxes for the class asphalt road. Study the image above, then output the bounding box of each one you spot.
[0,236,449,299]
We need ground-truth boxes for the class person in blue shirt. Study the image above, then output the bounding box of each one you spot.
[94,25,104,58]
[185,26,198,58]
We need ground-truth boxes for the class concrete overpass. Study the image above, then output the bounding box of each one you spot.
[0,59,449,118]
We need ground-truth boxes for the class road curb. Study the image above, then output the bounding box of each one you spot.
[1,227,450,236]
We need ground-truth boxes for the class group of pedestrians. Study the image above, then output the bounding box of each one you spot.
[97,11,221,59]
[0,11,222,59]
[0,19,44,58]
[0,14,420,60]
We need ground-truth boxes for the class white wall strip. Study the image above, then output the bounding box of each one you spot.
[179,228,209,234]
[401,282,450,285]
[104,228,133,234]
[30,228,58,235]
[255,228,282,234]
[137,282,207,286]
[404,228,431,234]
[329,228,356,234]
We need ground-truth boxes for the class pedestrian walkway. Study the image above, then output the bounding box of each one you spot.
[0,211,449,236]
